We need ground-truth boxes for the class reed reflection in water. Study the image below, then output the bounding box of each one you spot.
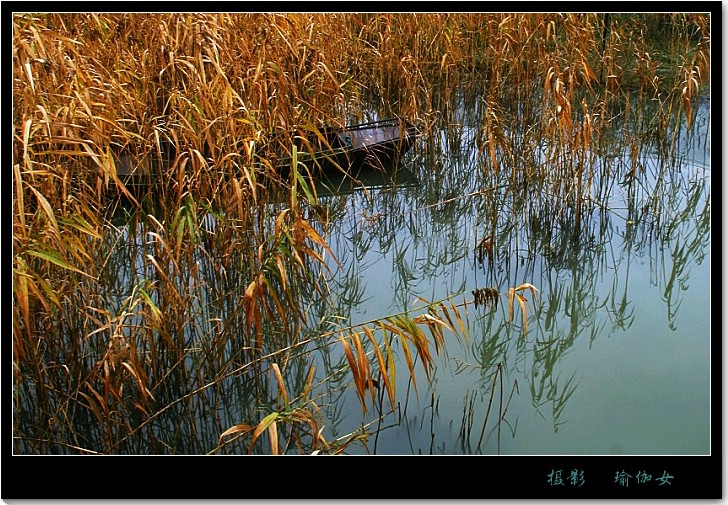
[315,92,710,455]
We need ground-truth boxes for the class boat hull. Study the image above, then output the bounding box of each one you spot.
[280,118,418,176]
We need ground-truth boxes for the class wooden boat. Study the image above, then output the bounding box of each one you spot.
[280,117,418,176]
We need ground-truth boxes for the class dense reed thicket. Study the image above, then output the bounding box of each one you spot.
[13,13,710,454]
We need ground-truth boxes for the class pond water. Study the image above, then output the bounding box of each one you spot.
[309,97,711,455]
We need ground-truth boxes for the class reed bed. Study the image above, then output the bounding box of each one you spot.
[13,12,710,454]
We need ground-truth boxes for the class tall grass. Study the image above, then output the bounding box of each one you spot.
[13,12,710,454]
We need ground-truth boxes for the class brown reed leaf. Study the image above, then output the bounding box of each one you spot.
[449,302,470,344]
[315,426,330,452]
[362,325,396,410]
[13,163,26,235]
[268,420,280,455]
[243,275,263,348]
[28,186,58,237]
[249,412,280,454]
[508,287,515,323]
[274,208,289,237]
[260,275,289,328]
[317,61,340,88]
[510,283,539,334]
[78,391,106,424]
[219,423,255,442]
[293,217,336,263]
[381,326,397,394]
[131,400,150,417]
[514,282,539,297]
[86,383,111,419]
[391,314,434,382]
[515,293,528,335]
[303,364,315,401]
[340,334,366,414]
[351,331,374,405]
[232,177,245,220]
[23,60,36,94]
[275,255,288,292]
[120,362,155,401]
[146,253,183,306]
[399,337,418,397]
[413,312,450,354]
[14,270,31,340]
[271,363,289,407]
[15,257,56,311]
[486,128,499,174]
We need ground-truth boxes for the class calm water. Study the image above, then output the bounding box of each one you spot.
[313,101,711,455]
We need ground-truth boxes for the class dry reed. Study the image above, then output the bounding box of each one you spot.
[12,12,710,454]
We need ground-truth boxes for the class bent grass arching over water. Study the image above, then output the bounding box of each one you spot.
[13,12,710,454]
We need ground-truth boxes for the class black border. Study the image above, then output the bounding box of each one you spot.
[4,454,723,499]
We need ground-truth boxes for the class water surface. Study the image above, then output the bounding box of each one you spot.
[315,98,710,455]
